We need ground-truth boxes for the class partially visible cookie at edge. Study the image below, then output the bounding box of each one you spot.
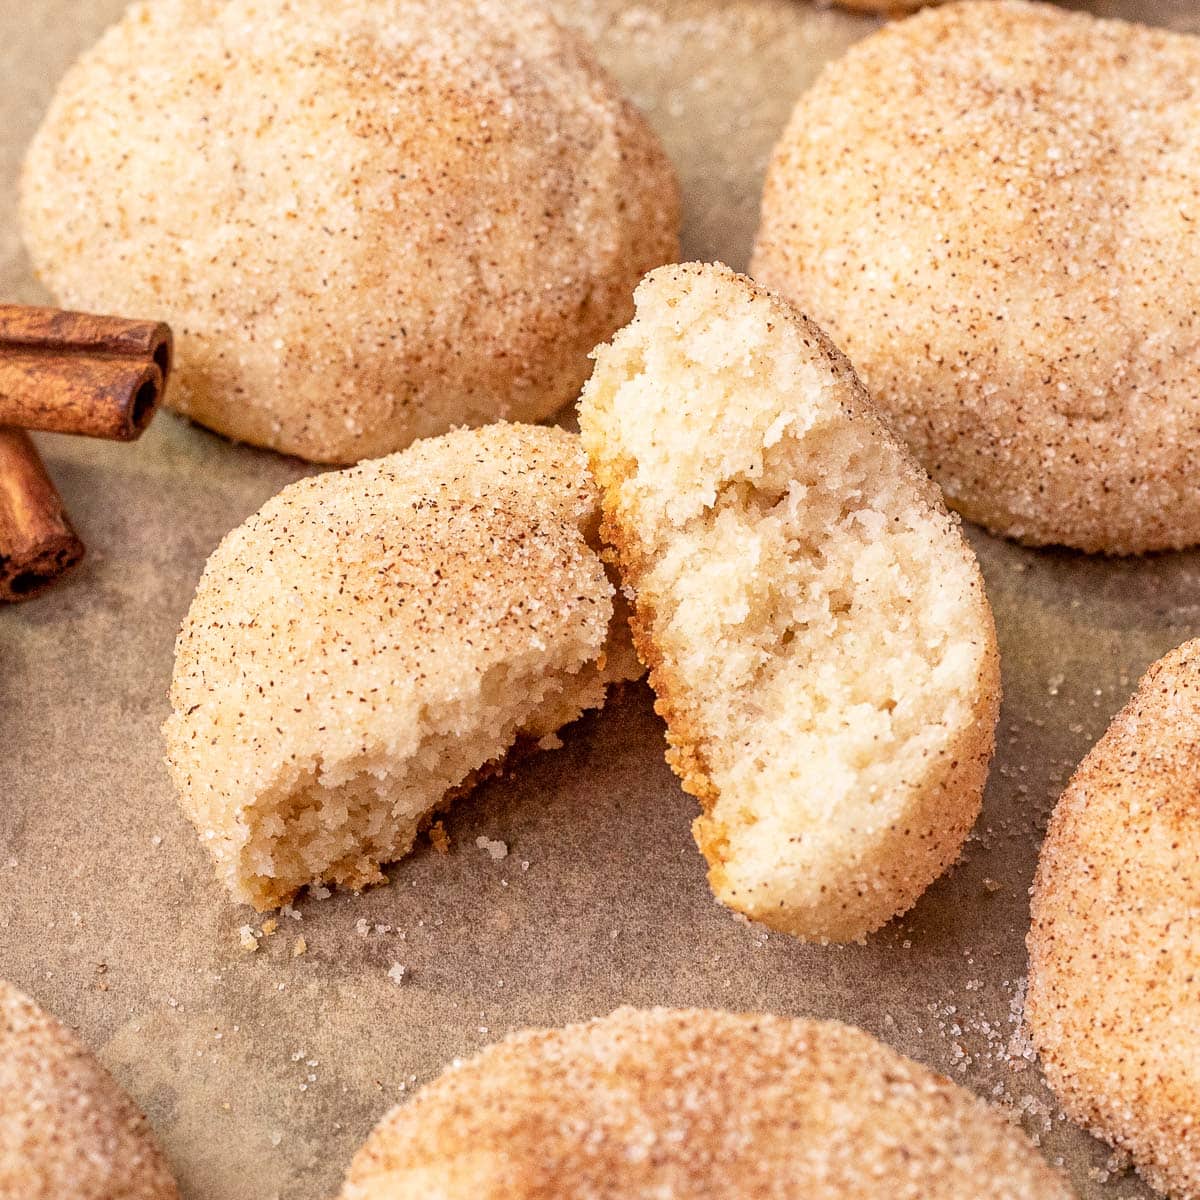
[339,1007,1074,1199]
[834,0,945,12]
[0,980,179,1200]
[1027,640,1200,1199]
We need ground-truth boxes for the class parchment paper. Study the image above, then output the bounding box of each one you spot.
[4,3,1200,1198]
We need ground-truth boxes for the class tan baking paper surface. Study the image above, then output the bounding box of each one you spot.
[3,2,1199,1197]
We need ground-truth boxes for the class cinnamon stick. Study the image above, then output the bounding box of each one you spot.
[0,428,83,601]
[0,304,172,441]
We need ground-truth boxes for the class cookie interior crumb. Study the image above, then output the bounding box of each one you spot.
[580,263,999,941]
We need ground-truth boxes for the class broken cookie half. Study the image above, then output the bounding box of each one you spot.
[163,423,639,910]
[579,262,1000,942]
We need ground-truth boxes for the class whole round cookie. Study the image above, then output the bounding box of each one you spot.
[752,0,1200,553]
[340,1007,1073,1199]
[0,980,179,1200]
[21,0,679,464]
[1027,641,1200,1198]
[164,422,639,910]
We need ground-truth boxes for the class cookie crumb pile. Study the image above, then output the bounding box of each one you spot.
[579,263,1000,942]
[339,1007,1075,1199]
[20,0,679,463]
[1028,640,1200,1199]
[163,423,639,911]
[0,980,179,1200]
[753,0,1200,553]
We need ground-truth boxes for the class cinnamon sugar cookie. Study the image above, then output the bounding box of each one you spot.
[340,1007,1073,1199]
[579,263,999,942]
[0,980,178,1200]
[21,0,679,463]
[1028,641,1200,1198]
[754,0,1200,553]
[164,423,639,910]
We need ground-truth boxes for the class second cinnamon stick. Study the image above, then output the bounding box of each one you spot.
[0,427,84,601]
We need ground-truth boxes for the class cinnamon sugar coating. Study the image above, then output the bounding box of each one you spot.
[753,0,1200,553]
[0,980,179,1200]
[20,0,679,463]
[164,423,639,910]
[340,1007,1074,1199]
[1027,641,1200,1198]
